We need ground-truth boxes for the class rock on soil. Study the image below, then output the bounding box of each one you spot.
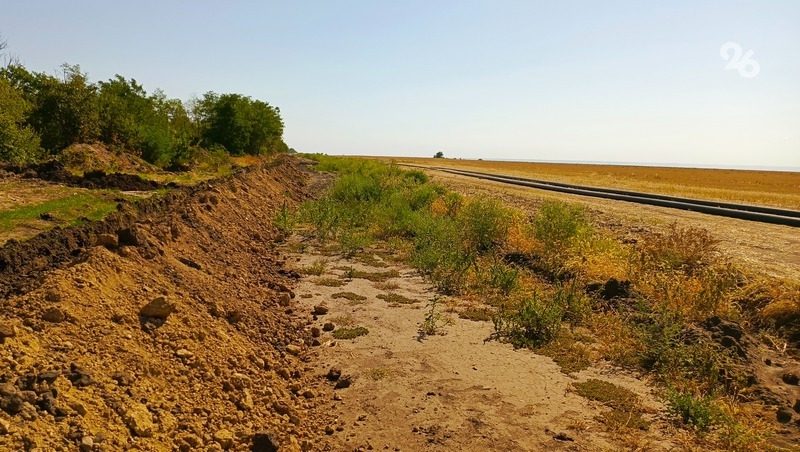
[0,322,16,339]
[139,296,175,319]
[123,403,155,437]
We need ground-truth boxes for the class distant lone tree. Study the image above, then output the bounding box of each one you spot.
[434,151,444,158]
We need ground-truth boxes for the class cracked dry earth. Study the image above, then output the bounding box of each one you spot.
[284,240,679,451]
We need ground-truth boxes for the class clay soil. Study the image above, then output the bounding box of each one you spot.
[0,156,336,451]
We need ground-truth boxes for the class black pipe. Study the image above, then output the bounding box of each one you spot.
[400,164,800,228]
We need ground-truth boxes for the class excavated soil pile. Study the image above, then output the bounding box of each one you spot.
[0,156,333,451]
[1,160,169,191]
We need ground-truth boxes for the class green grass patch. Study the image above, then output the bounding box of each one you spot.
[313,277,345,287]
[0,192,121,234]
[574,379,649,431]
[349,269,400,282]
[332,291,367,302]
[458,307,492,322]
[376,292,419,305]
[332,326,369,340]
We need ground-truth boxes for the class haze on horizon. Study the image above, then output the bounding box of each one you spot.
[2,0,798,170]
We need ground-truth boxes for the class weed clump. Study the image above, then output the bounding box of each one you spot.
[490,282,589,348]
[332,326,369,340]
[299,259,327,276]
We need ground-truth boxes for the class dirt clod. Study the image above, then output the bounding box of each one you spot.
[139,296,175,320]
[95,233,118,249]
[0,322,16,339]
[251,432,279,452]
[322,322,335,332]
[313,305,329,315]
[782,372,799,386]
[123,403,155,437]
[41,307,66,323]
[334,375,352,389]
[326,368,342,382]
[777,407,794,424]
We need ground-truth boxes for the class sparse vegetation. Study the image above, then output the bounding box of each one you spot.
[313,277,345,287]
[332,291,367,302]
[294,155,798,447]
[376,292,418,305]
[299,259,328,276]
[349,269,400,282]
[332,326,369,340]
[574,379,649,431]
[419,296,452,337]
[458,306,492,322]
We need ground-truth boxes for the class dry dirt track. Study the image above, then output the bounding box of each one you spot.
[285,243,680,452]
[426,169,800,280]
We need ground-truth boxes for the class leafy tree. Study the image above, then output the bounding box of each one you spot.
[434,151,444,158]
[31,65,100,152]
[0,76,41,163]
[97,76,176,165]
[195,92,285,155]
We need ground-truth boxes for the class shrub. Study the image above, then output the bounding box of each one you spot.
[411,214,474,293]
[491,291,564,348]
[636,224,720,274]
[459,197,511,254]
[667,390,723,431]
[486,259,520,296]
[532,201,592,278]
[533,201,590,250]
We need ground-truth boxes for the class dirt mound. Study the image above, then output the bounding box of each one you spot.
[0,155,334,450]
[1,160,168,191]
[58,144,160,175]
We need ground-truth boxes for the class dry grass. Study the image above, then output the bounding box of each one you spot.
[299,259,328,276]
[385,157,800,210]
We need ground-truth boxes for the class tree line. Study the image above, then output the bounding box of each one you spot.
[0,39,288,167]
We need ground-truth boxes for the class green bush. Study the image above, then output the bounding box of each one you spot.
[411,214,474,293]
[534,200,590,249]
[485,259,520,296]
[667,390,723,431]
[491,291,564,348]
[459,197,511,254]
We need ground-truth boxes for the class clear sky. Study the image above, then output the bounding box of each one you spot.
[2,1,799,169]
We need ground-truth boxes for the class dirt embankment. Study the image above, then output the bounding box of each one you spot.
[0,160,169,192]
[0,156,334,451]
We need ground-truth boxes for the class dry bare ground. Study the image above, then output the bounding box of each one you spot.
[286,242,683,451]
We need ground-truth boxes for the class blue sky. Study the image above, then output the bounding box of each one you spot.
[2,1,799,169]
